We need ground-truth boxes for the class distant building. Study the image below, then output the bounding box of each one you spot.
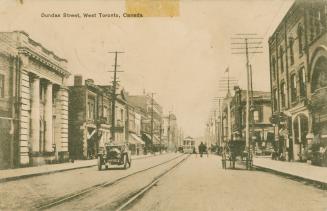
[0,31,70,168]
[127,104,144,155]
[221,87,274,152]
[162,113,178,151]
[268,0,327,163]
[127,94,163,153]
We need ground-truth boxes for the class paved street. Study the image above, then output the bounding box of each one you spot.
[0,153,181,210]
[1,153,326,210]
[129,155,327,211]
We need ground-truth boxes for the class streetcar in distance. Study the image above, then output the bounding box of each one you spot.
[182,136,196,154]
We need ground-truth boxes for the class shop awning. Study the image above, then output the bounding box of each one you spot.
[153,135,160,145]
[129,134,145,145]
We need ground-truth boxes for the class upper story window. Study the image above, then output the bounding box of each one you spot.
[0,74,4,98]
[289,38,294,65]
[103,106,108,118]
[290,74,297,102]
[310,10,315,41]
[87,100,95,120]
[253,110,259,122]
[299,67,306,97]
[297,24,304,55]
[280,82,286,108]
[315,10,322,35]
[271,57,276,80]
[279,46,284,73]
[273,88,278,111]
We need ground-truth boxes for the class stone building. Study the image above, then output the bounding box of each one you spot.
[269,0,327,163]
[0,31,70,168]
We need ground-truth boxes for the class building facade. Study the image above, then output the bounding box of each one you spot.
[220,87,274,153]
[0,31,70,168]
[269,0,327,164]
[162,113,178,151]
[69,77,111,159]
[127,94,163,153]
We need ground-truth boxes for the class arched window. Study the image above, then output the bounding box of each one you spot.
[289,37,294,65]
[299,67,306,97]
[297,24,304,54]
[271,56,276,80]
[279,46,284,73]
[312,56,327,92]
[291,74,297,102]
[280,82,286,108]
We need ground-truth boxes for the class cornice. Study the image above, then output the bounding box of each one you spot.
[18,46,71,77]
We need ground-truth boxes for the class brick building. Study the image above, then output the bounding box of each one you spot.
[68,76,111,159]
[221,87,274,153]
[0,31,70,168]
[269,0,327,163]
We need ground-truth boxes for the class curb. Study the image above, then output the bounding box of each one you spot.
[0,153,172,183]
[254,165,327,190]
[0,164,97,183]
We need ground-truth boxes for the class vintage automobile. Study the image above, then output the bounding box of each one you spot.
[97,143,132,171]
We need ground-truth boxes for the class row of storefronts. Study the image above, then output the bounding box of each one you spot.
[0,31,183,169]
[269,0,327,165]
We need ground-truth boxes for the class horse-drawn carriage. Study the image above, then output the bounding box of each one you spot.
[221,140,253,170]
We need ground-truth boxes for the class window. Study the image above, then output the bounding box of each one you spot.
[0,74,4,98]
[253,110,259,122]
[272,57,276,80]
[88,101,95,120]
[310,10,315,41]
[103,106,108,117]
[280,82,286,108]
[279,46,284,73]
[289,38,294,65]
[297,24,303,54]
[316,10,322,35]
[291,74,297,102]
[299,68,306,97]
[273,89,278,111]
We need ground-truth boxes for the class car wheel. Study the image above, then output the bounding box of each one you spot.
[123,155,128,169]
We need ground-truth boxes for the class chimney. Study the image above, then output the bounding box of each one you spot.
[74,75,83,86]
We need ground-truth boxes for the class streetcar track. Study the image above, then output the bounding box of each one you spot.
[35,154,186,210]
[115,154,191,211]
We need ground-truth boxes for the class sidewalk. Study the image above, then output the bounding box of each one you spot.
[253,156,327,188]
[0,153,162,183]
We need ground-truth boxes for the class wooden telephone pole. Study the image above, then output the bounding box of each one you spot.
[108,51,124,142]
[231,34,263,169]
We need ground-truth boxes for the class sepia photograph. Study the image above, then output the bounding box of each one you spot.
[0,0,326,210]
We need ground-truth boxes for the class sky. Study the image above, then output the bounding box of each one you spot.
[0,0,294,137]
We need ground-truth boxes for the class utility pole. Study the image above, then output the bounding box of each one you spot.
[167,111,171,152]
[231,33,262,169]
[150,92,155,152]
[108,51,124,142]
[250,64,255,153]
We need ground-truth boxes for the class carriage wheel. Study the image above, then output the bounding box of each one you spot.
[97,156,103,171]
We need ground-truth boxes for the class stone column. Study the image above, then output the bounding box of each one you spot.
[44,82,53,152]
[31,75,40,152]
